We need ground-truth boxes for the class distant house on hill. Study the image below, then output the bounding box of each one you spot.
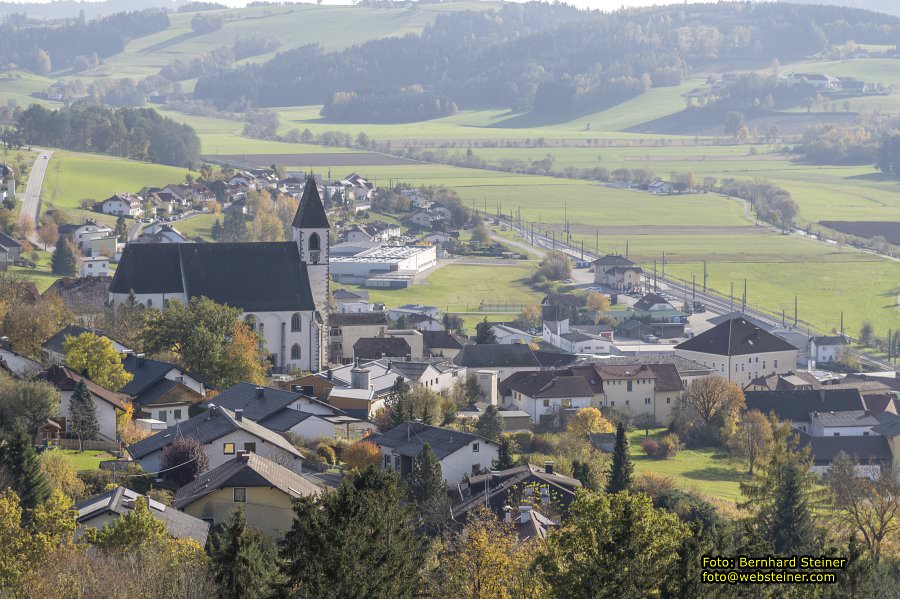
[592,255,642,291]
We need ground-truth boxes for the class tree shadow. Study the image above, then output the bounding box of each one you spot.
[681,466,747,483]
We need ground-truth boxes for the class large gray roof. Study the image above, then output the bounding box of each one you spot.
[454,344,541,368]
[173,453,322,509]
[371,422,492,460]
[76,486,209,545]
[676,317,797,356]
[292,177,330,229]
[127,405,302,460]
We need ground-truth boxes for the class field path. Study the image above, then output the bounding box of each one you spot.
[17,149,53,245]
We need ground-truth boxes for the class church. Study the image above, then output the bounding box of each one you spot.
[109,177,331,373]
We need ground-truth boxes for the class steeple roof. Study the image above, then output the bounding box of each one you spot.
[292,177,330,229]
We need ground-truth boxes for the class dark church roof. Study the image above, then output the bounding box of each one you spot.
[111,242,316,312]
[675,317,797,356]
[292,177,330,229]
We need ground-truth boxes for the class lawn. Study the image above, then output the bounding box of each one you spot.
[52,449,115,472]
[629,429,749,504]
[41,150,190,212]
[176,212,220,241]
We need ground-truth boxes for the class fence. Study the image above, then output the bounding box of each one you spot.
[52,438,123,453]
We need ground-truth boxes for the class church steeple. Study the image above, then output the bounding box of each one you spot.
[292,176,330,230]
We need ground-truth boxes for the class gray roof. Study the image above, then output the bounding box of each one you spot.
[796,430,892,465]
[676,317,797,356]
[173,453,323,509]
[454,344,541,368]
[76,486,209,545]
[292,177,330,229]
[423,330,464,350]
[0,231,20,249]
[127,406,302,460]
[41,324,128,356]
[0,348,42,378]
[745,389,865,424]
[353,337,411,360]
[259,408,316,432]
[812,336,848,346]
[811,409,879,428]
[505,372,593,399]
[371,422,492,460]
[210,382,338,422]
[331,312,388,327]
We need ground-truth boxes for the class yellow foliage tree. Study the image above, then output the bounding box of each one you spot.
[585,291,610,313]
[63,332,133,392]
[567,407,615,436]
[342,441,381,471]
[40,451,86,499]
[218,321,268,388]
[0,490,76,588]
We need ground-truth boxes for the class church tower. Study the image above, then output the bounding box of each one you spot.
[292,176,331,364]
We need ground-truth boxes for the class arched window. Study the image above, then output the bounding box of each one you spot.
[291,313,302,332]
[291,344,301,361]
[308,232,321,264]
[245,314,257,331]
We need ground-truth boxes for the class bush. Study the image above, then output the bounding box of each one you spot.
[659,433,680,459]
[342,441,381,471]
[329,438,350,461]
[529,434,558,455]
[633,473,676,499]
[509,430,534,454]
[316,443,336,466]
[147,488,174,505]
[641,438,660,457]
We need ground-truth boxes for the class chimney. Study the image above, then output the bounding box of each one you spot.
[351,367,370,391]
[544,460,554,475]
[235,408,244,421]
[503,505,513,523]
[255,386,265,398]
[519,505,532,524]
[406,354,411,362]
[136,353,145,367]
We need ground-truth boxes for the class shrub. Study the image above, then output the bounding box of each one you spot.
[529,434,558,455]
[329,438,350,461]
[147,488,174,505]
[342,441,381,471]
[659,433,680,459]
[640,438,660,457]
[509,430,534,453]
[316,443,336,466]
[634,473,676,499]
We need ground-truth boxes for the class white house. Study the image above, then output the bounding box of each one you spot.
[79,256,109,277]
[808,410,879,437]
[675,317,799,384]
[492,324,533,345]
[99,193,143,218]
[127,405,305,475]
[809,336,848,365]
[72,222,114,252]
[38,365,126,443]
[109,177,330,373]
[504,371,594,424]
[371,422,499,485]
[542,318,611,354]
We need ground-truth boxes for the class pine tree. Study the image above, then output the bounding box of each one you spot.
[770,457,819,553]
[114,216,127,240]
[476,404,503,441]
[0,430,51,510]
[280,467,423,598]
[474,318,497,344]
[210,218,222,240]
[69,380,98,452]
[406,443,446,506]
[209,506,276,599]
[606,422,633,494]
[492,437,515,470]
[50,237,77,276]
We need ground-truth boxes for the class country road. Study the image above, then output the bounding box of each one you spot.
[17,149,53,244]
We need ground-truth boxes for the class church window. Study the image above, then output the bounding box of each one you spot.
[309,232,321,264]
[291,313,302,332]
[291,344,301,360]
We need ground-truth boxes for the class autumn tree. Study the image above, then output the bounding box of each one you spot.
[39,450,85,499]
[827,452,900,562]
[675,376,744,444]
[0,489,75,588]
[567,407,614,436]
[0,378,59,436]
[63,332,132,391]
[160,435,208,487]
[3,292,72,358]
[69,380,98,452]
[342,441,381,471]
[534,250,571,282]
[219,321,268,388]
[537,491,687,598]
[435,506,546,598]
[585,291,610,312]
[725,410,773,474]
[102,290,147,351]
[515,304,542,330]
[37,222,57,250]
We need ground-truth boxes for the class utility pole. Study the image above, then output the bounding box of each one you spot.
[580,240,584,261]
[662,251,666,278]
[730,282,734,312]
[551,231,556,251]
[742,279,747,313]
[653,260,658,291]
[794,296,798,327]
[625,239,629,257]
[703,260,707,292]
[840,311,844,337]
[691,274,696,305]
[595,229,599,254]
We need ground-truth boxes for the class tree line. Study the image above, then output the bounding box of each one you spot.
[0,10,169,74]
[8,103,201,167]
[194,3,900,120]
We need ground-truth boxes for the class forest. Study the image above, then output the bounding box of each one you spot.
[193,2,900,121]
[0,10,169,74]
[9,104,200,167]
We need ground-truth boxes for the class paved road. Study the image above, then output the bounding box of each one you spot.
[17,149,53,244]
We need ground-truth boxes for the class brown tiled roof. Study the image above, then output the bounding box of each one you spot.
[38,365,127,411]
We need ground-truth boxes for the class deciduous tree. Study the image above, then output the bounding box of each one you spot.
[342,440,381,472]
[0,378,59,436]
[567,407,614,436]
[725,409,773,474]
[3,292,72,358]
[160,435,208,487]
[63,332,132,391]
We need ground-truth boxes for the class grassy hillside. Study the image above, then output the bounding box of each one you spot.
[71,2,498,82]
[0,71,55,109]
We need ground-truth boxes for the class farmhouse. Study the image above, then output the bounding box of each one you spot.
[592,255,643,291]
[99,193,143,218]
[809,336,848,365]
[109,177,331,373]
[38,365,127,443]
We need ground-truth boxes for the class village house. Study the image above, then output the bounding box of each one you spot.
[492,324,534,345]
[329,312,389,364]
[371,422,499,485]
[99,193,143,218]
[796,431,891,479]
[542,318,613,355]
[38,365,127,443]
[744,388,866,433]
[174,452,324,536]
[79,256,110,277]
[809,336,849,365]
[422,330,465,359]
[128,405,305,475]
[71,222,114,253]
[0,232,21,268]
[110,177,331,373]
[592,255,643,291]
[41,324,131,366]
[675,317,799,384]
[43,276,112,322]
[504,372,593,425]
[75,487,209,545]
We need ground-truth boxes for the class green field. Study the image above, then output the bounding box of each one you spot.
[630,430,748,504]
[0,71,55,109]
[176,212,219,240]
[41,150,190,212]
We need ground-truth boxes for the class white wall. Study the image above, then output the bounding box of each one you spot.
[675,348,798,384]
[146,405,190,427]
[511,391,592,423]
[286,416,334,441]
[439,442,499,485]
[58,389,118,442]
